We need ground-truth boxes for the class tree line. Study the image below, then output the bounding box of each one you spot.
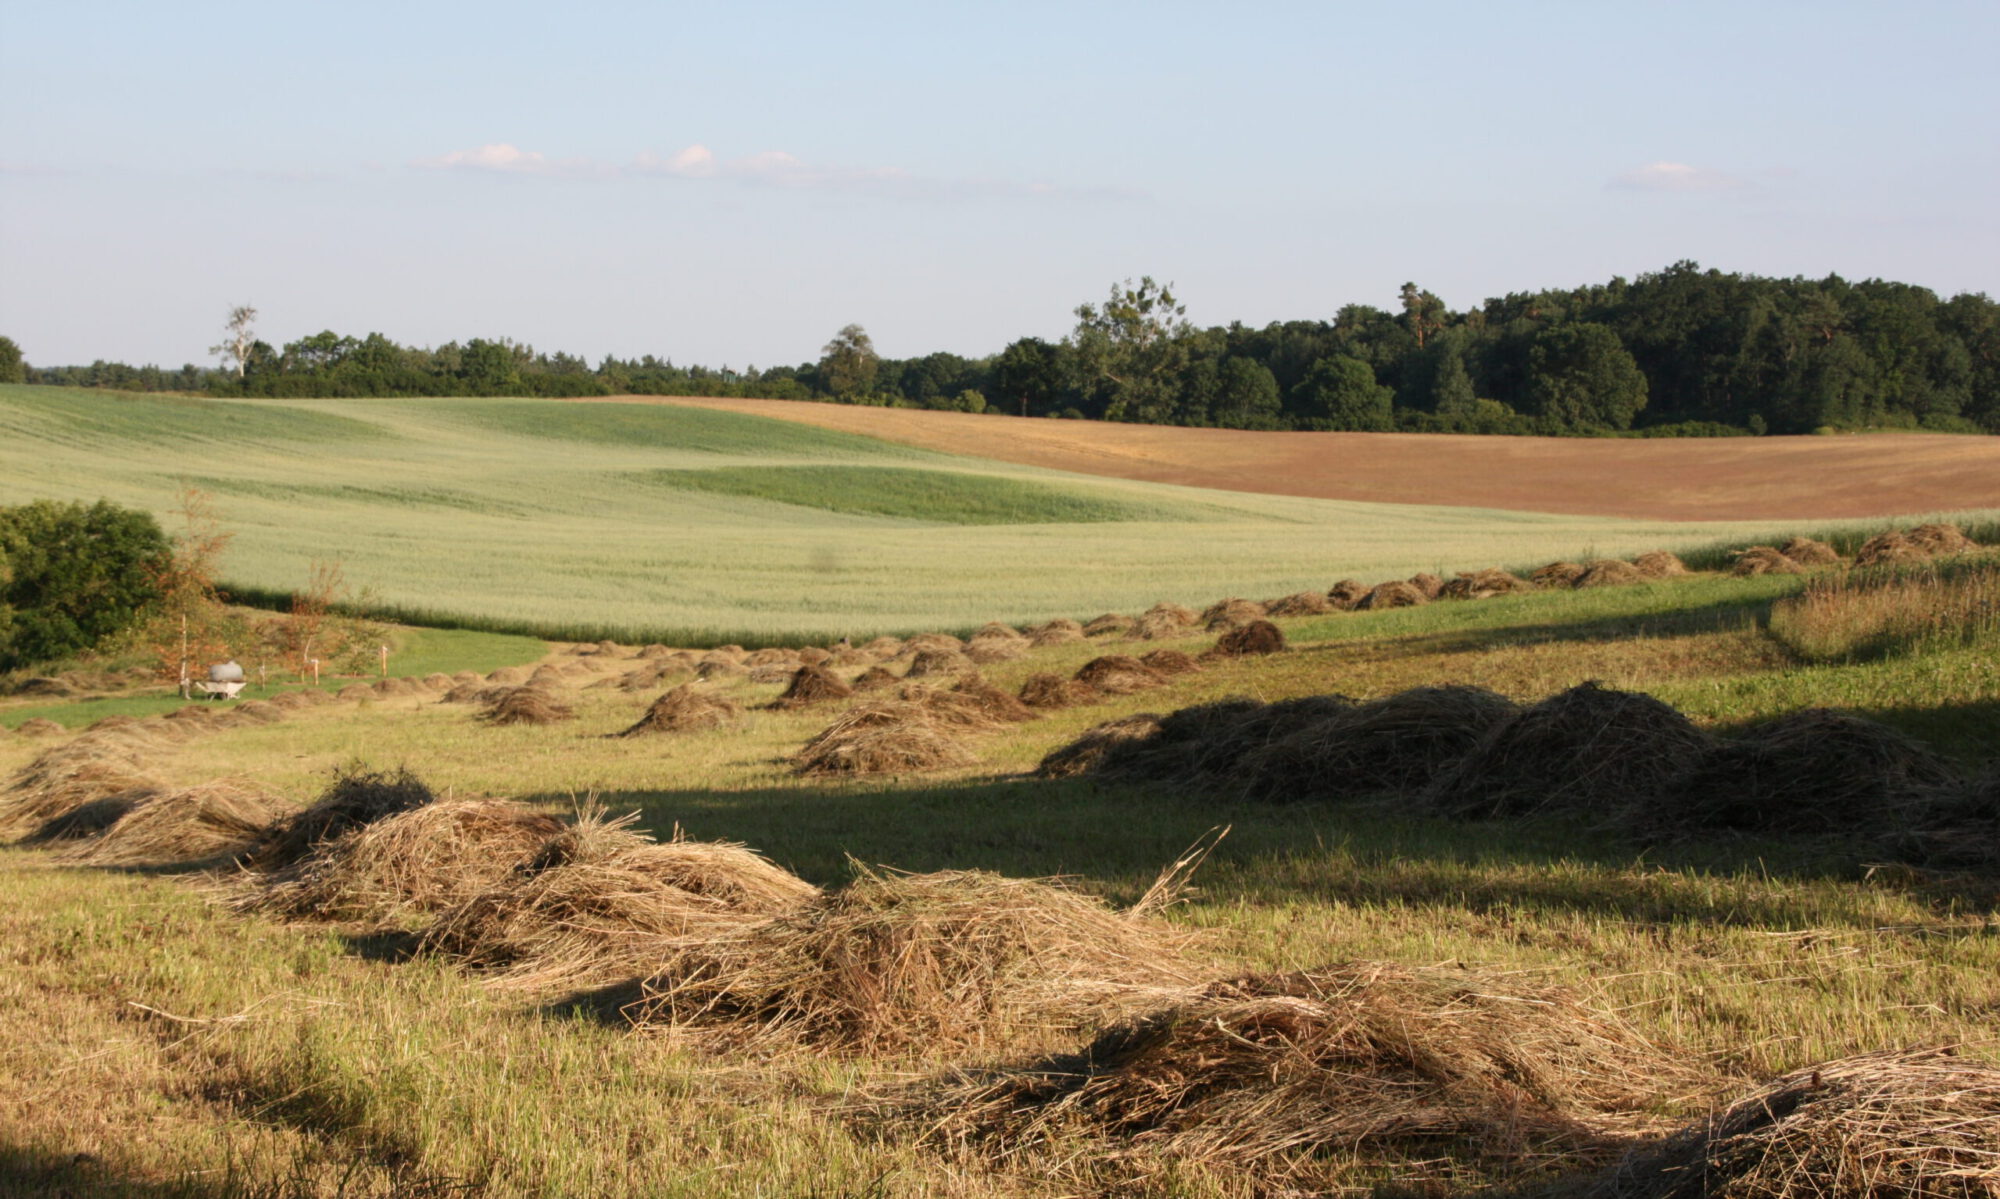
[6,261,1998,435]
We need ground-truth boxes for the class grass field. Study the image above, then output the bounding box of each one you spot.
[2,553,1996,1196]
[10,384,1990,645]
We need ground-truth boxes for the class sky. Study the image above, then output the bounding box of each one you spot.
[2,0,1995,370]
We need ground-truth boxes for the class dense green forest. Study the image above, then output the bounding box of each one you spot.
[11,262,1999,435]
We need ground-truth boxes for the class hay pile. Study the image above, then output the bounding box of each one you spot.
[1647,709,1960,836]
[1895,765,2000,870]
[633,865,1191,1052]
[251,766,436,869]
[1587,1048,2000,1199]
[426,811,817,992]
[965,638,1028,665]
[1781,536,1843,566]
[438,682,493,704]
[767,664,854,710]
[244,799,566,922]
[336,683,373,701]
[903,648,970,679]
[1533,561,1587,587]
[1265,590,1334,618]
[1074,655,1168,695]
[1426,682,1715,819]
[1326,579,1369,609]
[1408,572,1446,600]
[912,962,1689,1177]
[1631,551,1688,579]
[1080,697,1357,788]
[1574,559,1646,588]
[1,736,161,840]
[851,665,900,692]
[859,635,905,659]
[60,781,285,868]
[1730,545,1804,576]
[1134,609,1184,640]
[1909,522,1979,556]
[1855,530,1927,568]
[28,792,155,843]
[18,718,66,737]
[1082,613,1136,638]
[1034,714,1163,779]
[1138,649,1202,676]
[1143,602,1199,630]
[1439,569,1535,600]
[746,647,800,668]
[946,675,1037,724]
[1212,619,1287,656]
[479,686,575,726]
[695,657,745,680]
[1358,581,1428,610]
[1019,673,1097,710]
[373,676,421,697]
[1241,686,1518,802]
[794,700,979,776]
[1201,598,1267,630]
[618,683,743,736]
[1029,619,1086,648]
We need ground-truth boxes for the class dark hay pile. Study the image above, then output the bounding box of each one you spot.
[767,664,854,710]
[425,810,817,992]
[1326,579,1370,609]
[1082,613,1137,638]
[18,718,66,737]
[909,962,1691,1179]
[794,702,978,776]
[1439,569,1535,600]
[28,791,155,842]
[1533,561,1587,587]
[1265,590,1334,618]
[904,648,970,679]
[1631,551,1689,579]
[1574,559,1646,588]
[1241,686,1519,803]
[1855,530,1927,568]
[480,686,575,727]
[1781,536,1843,566]
[1029,619,1086,647]
[1034,714,1163,779]
[1893,765,2000,870]
[61,781,286,868]
[1211,620,1287,656]
[851,665,901,692]
[1584,1047,2000,1199]
[1408,572,1445,600]
[1074,655,1168,695]
[631,865,1192,1053]
[947,674,1038,724]
[1138,649,1202,676]
[1731,545,1805,576]
[251,766,436,869]
[1909,522,1979,556]
[1358,581,1428,610]
[243,798,567,922]
[1426,683,1716,820]
[1085,696,1357,788]
[1018,673,1098,710]
[965,638,1028,665]
[1646,709,1961,836]
[1201,598,1267,630]
[618,683,743,736]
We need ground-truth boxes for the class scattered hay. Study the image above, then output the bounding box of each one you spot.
[1532,561,1586,587]
[947,674,1038,724]
[1358,581,1428,610]
[1074,655,1167,695]
[794,703,978,777]
[1855,530,1927,568]
[633,864,1192,1053]
[1426,682,1715,820]
[911,962,1689,1177]
[1574,559,1646,588]
[1265,590,1334,618]
[1647,709,1960,836]
[965,638,1028,665]
[1242,686,1519,803]
[1201,598,1267,630]
[851,665,900,692]
[1730,545,1804,576]
[614,662,688,692]
[1407,572,1445,600]
[251,766,436,869]
[1780,535,1843,566]
[1082,613,1137,638]
[618,683,743,736]
[1212,620,1287,656]
[903,648,970,679]
[17,718,65,737]
[1034,714,1163,779]
[1138,649,1202,676]
[1908,522,1978,556]
[62,781,286,868]
[243,799,567,922]
[1019,673,1098,710]
[1587,1047,2000,1199]
[480,686,575,727]
[1631,551,1688,579]
[1326,579,1369,609]
[1439,568,1535,600]
[767,664,854,710]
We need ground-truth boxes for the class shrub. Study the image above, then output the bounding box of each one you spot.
[0,499,169,671]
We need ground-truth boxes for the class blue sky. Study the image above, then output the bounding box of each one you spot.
[3,0,1995,370]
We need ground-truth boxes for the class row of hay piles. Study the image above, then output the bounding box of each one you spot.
[1856,521,1982,567]
[618,683,743,736]
[479,685,575,726]
[58,781,285,868]
[1585,1047,2000,1199]
[631,864,1192,1054]
[1043,696,1355,788]
[907,961,1693,1178]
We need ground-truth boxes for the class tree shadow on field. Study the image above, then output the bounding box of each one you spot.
[1288,592,1779,665]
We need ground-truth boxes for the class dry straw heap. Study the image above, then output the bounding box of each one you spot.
[59,781,284,868]
[250,766,436,869]
[617,683,743,736]
[765,664,854,710]
[479,685,575,726]
[1241,685,1518,803]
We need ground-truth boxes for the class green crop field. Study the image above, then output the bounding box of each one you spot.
[2,384,1993,646]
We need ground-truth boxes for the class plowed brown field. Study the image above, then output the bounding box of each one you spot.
[591,396,2000,521]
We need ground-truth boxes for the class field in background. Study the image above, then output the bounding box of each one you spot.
[5,385,1994,646]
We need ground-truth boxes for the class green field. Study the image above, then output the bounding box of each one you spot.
[9,384,1979,646]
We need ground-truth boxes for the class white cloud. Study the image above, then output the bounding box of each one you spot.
[1609,161,1744,192]
[416,143,552,174]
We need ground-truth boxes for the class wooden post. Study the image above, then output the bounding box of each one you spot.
[379,644,388,678]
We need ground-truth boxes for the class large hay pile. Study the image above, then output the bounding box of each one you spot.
[1586,1047,2000,1199]
[1211,619,1287,656]
[1201,598,1267,630]
[1074,655,1167,695]
[1082,697,1357,788]
[912,962,1691,1178]
[1909,522,1979,556]
[479,686,575,726]
[633,865,1191,1052]
[1242,686,1518,802]
[1574,559,1646,589]
[1855,530,1927,568]
[1326,579,1369,609]
[1426,682,1715,819]
[1408,571,1446,600]
[767,664,854,710]
[618,683,743,736]
[1034,714,1163,779]
[1781,536,1843,566]
[1358,581,1428,610]
[1265,590,1334,617]
[1533,561,1587,588]
[1,735,161,840]
[244,799,566,922]
[425,811,816,992]
[794,701,978,776]
[251,766,436,869]
[1631,551,1689,579]
[1730,545,1804,576]
[58,781,285,867]
[1018,672,1097,710]
[1647,709,1960,836]
[1895,765,2000,870]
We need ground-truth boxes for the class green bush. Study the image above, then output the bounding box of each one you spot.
[0,499,169,671]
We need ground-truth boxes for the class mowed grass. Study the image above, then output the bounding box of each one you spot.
[11,384,1987,645]
[2,564,1997,1196]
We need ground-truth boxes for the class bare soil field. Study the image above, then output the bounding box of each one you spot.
[612,396,2000,521]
